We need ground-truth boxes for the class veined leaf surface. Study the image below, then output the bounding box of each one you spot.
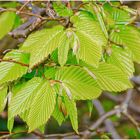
[0,50,29,84]
[55,66,101,100]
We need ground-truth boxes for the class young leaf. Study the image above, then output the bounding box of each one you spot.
[71,11,107,47]
[0,50,29,85]
[71,11,107,67]
[63,92,78,133]
[53,2,73,17]
[52,96,65,126]
[27,81,56,132]
[106,45,134,77]
[103,3,131,25]
[7,116,14,133]
[84,62,133,92]
[7,89,14,132]
[87,100,93,117]
[58,34,70,66]
[110,25,140,63]
[9,77,43,119]
[0,12,16,39]
[55,66,101,100]
[75,31,102,67]
[93,5,108,39]
[0,85,7,113]
[21,25,65,68]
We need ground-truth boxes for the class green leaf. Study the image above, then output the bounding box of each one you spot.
[71,11,107,67]
[55,66,101,100]
[19,109,30,123]
[103,3,131,25]
[38,124,46,134]
[44,67,57,79]
[21,25,65,68]
[52,96,65,126]
[63,92,78,133]
[0,50,29,84]
[93,5,108,39]
[58,34,70,66]
[7,89,14,132]
[9,77,43,119]
[0,12,16,39]
[0,85,7,113]
[87,100,93,117]
[85,62,132,92]
[27,81,56,132]
[53,2,73,17]
[106,45,134,77]
[71,11,107,47]
[110,25,140,63]
[7,117,14,133]
[75,31,102,67]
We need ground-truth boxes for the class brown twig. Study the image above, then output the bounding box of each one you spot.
[0,59,29,67]
[122,112,140,132]
[0,8,45,19]
[17,0,30,13]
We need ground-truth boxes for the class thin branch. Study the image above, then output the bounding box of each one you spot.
[89,108,118,131]
[32,130,46,139]
[0,59,29,67]
[0,8,45,19]
[93,100,121,139]
[89,89,133,131]
[17,0,30,13]
[122,112,140,132]
[103,91,140,114]
[131,76,140,85]
[123,89,133,105]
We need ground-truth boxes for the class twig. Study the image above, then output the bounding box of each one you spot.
[17,0,30,14]
[109,39,125,48]
[93,100,121,139]
[32,130,46,139]
[0,130,45,139]
[89,90,133,131]
[122,112,140,132]
[0,59,29,67]
[103,92,140,114]
[89,108,118,131]
[0,8,45,19]
[131,76,140,85]
[123,89,133,105]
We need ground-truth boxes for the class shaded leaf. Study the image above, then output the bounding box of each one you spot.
[63,92,78,133]
[52,96,65,126]
[0,12,16,39]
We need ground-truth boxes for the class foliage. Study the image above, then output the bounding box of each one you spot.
[0,1,139,134]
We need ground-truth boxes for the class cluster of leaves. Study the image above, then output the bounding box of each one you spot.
[0,1,139,133]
